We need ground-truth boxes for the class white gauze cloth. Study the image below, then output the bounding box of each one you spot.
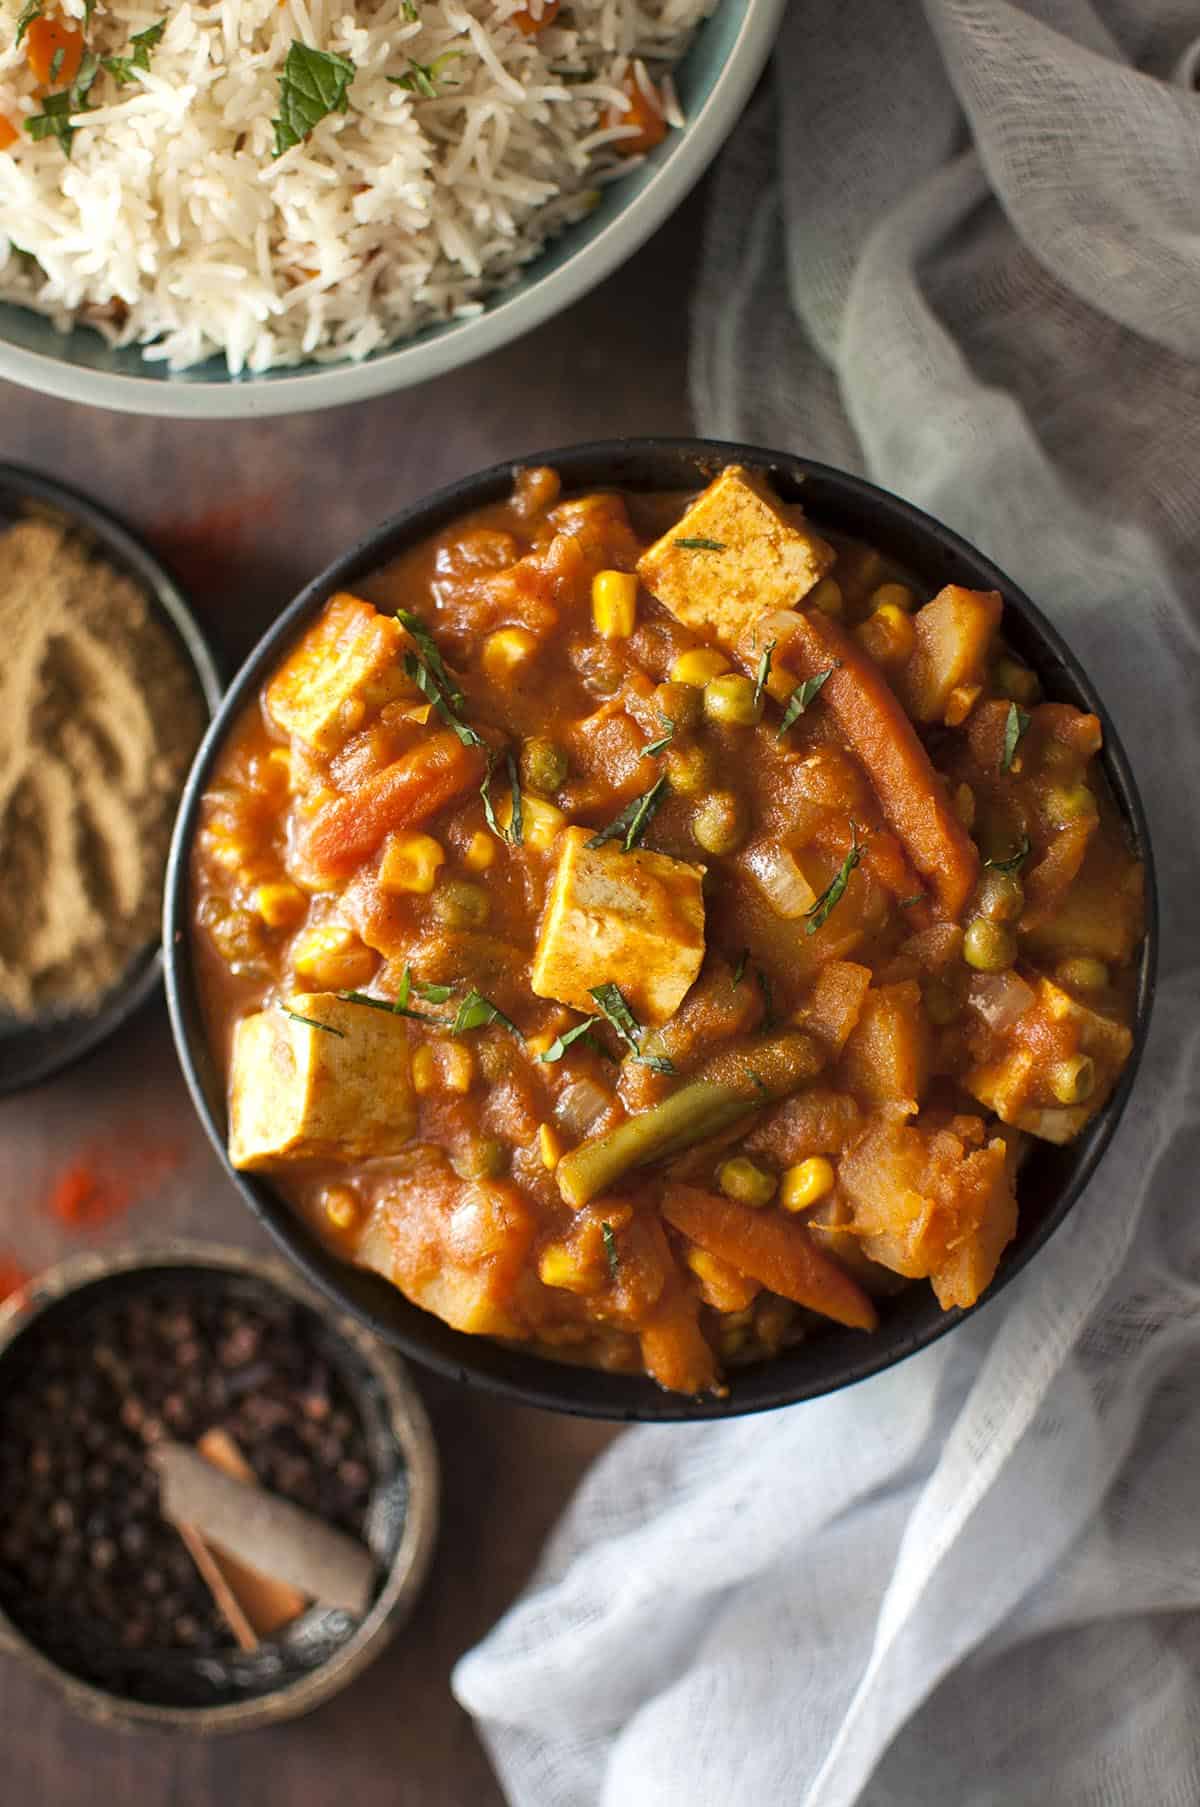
[454,4,1200,1800]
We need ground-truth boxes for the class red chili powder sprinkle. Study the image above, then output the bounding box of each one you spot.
[46,1138,183,1234]
[0,1256,30,1303]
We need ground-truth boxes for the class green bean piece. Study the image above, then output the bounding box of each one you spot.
[556,1031,824,1207]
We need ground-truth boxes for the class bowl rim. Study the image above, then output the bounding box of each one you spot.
[0,1240,440,1733]
[0,0,787,421]
[0,462,224,1094]
[164,436,1159,1422]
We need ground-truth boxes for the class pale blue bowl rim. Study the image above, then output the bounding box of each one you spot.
[0,0,785,418]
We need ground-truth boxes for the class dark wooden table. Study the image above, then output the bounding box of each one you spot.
[0,190,703,1804]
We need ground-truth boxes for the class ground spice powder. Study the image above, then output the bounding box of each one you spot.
[0,517,206,1018]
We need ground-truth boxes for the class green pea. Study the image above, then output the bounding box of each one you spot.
[653,681,703,732]
[923,978,962,1025]
[993,656,1040,704]
[520,736,569,795]
[702,673,763,728]
[1043,783,1098,827]
[1055,956,1109,992]
[432,879,490,929]
[692,791,747,855]
[963,917,1018,972]
[1049,1055,1095,1105]
[665,741,717,797]
[718,1157,777,1208]
[976,869,1025,923]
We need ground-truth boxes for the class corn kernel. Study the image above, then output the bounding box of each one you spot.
[482,626,539,680]
[685,1246,758,1313]
[526,1030,557,1059]
[944,682,982,727]
[670,647,731,687]
[253,881,308,930]
[857,602,916,667]
[538,1123,563,1170]
[780,1156,836,1213]
[438,1041,476,1094]
[378,831,446,895]
[538,1242,593,1293]
[291,923,378,990]
[323,1185,359,1232]
[870,581,916,613]
[809,577,844,617]
[953,782,976,829]
[464,831,497,873]
[498,790,566,852]
[591,569,639,639]
[412,1045,437,1095]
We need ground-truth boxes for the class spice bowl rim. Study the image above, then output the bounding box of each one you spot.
[0,463,224,1096]
[0,1239,440,1734]
[163,435,1159,1424]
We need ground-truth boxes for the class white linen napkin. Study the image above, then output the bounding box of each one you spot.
[454,4,1200,1800]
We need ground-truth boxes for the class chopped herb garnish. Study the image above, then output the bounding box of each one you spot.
[805,821,863,935]
[388,49,463,97]
[588,983,675,1074]
[279,1003,345,1038]
[586,776,667,854]
[1000,703,1031,774]
[673,537,726,552]
[272,41,356,158]
[755,965,776,1028]
[24,53,99,156]
[339,987,449,1025]
[395,966,454,1007]
[402,0,419,16]
[601,1221,620,1281]
[15,0,42,46]
[753,640,776,710]
[642,716,675,758]
[102,17,166,85]
[744,1068,768,1095]
[398,606,485,751]
[550,66,595,83]
[49,46,64,82]
[732,948,749,986]
[506,749,523,846]
[451,987,521,1038]
[984,835,1032,875]
[538,1019,600,1063]
[778,663,839,737]
[899,893,925,907]
[480,748,523,844]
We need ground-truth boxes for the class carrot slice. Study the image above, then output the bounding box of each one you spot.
[662,1185,878,1332]
[0,116,18,152]
[26,16,84,87]
[303,730,485,878]
[606,73,667,155]
[779,610,979,919]
[511,0,560,31]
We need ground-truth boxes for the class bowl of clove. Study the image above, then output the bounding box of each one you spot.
[0,1242,438,1732]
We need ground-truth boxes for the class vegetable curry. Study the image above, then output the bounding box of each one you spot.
[193,465,1143,1396]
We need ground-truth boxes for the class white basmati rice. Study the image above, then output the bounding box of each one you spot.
[0,0,713,372]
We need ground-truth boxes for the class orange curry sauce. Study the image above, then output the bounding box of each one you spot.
[192,466,1142,1396]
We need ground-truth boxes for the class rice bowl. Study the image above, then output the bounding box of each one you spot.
[0,0,719,377]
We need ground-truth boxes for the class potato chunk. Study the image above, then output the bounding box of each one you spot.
[531,825,706,1027]
[228,990,416,1169]
[837,1112,1018,1309]
[637,467,834,648]
[895,586,1002,725]
[265,594,403,753]
[964,976,1133,1144]
[839,981,931,1111]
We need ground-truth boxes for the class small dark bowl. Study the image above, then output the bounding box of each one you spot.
[0,1243,438,1731]
[0,466,223,1094]
[164,440,1158,1423]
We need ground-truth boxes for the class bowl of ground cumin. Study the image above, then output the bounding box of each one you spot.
[0,467,220,1092]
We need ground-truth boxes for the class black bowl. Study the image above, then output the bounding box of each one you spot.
[163,439,1158,1422]
[0,465,223,1094]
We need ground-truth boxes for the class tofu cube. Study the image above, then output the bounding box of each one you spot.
[265,593,404,753]
[637,467,835,649]
[228,990,417,1170]
[531,826,705,1027]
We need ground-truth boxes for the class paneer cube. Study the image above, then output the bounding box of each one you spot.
[637,467,835,649]
[265,593,405,753]
[531,826,705,1027]
[228,990,417,1170]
